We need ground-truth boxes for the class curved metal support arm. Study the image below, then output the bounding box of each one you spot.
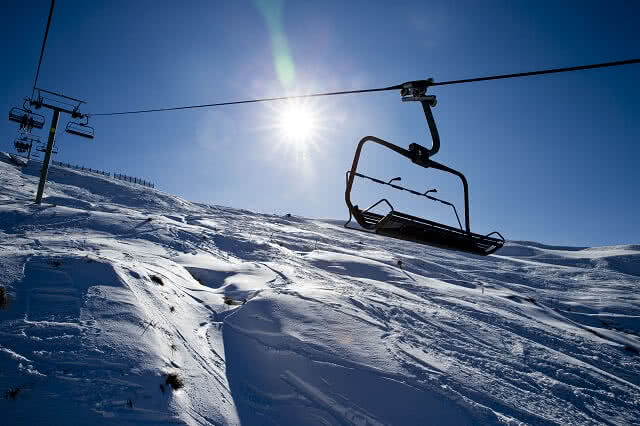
[485,231,505,242]
[420,101,440,157]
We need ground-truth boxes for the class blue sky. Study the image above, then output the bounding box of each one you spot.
[1,0,639,247]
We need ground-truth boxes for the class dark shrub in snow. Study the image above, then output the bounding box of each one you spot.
[166,372,184,390]
[0,287,9,310]
[150,275,164,286]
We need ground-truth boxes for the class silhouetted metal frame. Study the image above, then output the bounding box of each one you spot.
[344,98,504,255]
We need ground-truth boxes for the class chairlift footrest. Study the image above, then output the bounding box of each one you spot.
[354,208,504,256]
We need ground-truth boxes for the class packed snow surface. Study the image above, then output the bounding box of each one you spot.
[1,152,639,425]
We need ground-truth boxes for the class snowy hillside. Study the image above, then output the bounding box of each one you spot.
[1,152,639,425]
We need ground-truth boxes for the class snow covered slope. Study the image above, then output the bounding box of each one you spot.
[1,152,639,425]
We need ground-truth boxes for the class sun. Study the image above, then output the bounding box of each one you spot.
[277,102,317,143]
[257,96,334,176]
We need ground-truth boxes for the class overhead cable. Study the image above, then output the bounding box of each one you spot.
[90,58,640,117]
[32,0,56,100]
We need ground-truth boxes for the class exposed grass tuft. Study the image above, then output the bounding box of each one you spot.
[165,372,184,390]
[150,275,164,286]
[5,387,20,400]
[0,287,9,310]
[223,296,247,306]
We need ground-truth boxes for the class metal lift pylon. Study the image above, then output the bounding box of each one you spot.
[6,88,94,204]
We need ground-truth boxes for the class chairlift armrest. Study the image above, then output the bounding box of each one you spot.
[485,231,505,242]
[362,198,395,214]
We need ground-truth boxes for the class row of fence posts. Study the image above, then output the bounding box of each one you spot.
[51,160,155,188]
[113,173,155,188]
[51,160,110,176]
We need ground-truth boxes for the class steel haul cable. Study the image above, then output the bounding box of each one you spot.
[90,58,640,117]
[32,0,56,100]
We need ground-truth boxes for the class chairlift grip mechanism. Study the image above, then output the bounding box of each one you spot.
[400,79,440,158]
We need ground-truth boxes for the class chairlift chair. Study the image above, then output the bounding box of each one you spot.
[14,140,30,153]
[65,114,94,139]
[13,134,39,154]
[344,80,504,256]
[8,106,45,132]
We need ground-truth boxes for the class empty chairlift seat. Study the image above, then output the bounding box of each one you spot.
[353,208,504,256]
[344,82,504,256]
[65,121,94,139]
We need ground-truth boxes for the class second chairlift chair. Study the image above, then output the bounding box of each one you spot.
[8,100,45,133]
[344,79,505,256]
[65,113,94,139]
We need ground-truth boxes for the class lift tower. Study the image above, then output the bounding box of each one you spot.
[11,88,95,204]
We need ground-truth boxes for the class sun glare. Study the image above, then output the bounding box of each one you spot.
[258,96,335,176]
[278,103,317,143]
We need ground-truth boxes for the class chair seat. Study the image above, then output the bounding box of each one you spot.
[355,209,503,256]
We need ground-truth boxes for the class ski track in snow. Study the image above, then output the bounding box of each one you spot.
[1,152,639,425]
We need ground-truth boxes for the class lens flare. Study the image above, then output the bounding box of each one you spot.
[255,0,295,87]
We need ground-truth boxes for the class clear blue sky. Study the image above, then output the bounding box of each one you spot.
[2,0,639,247]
